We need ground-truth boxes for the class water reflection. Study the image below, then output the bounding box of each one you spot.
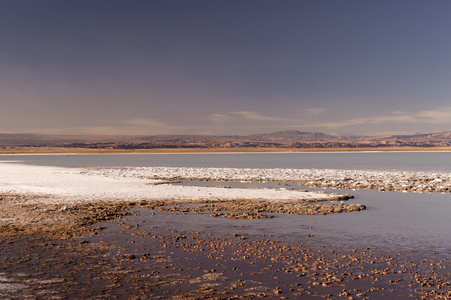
[172,180,451,257]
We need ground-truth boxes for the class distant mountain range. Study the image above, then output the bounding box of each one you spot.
[1,130,451,149]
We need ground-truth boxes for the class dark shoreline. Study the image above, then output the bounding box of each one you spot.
[2,146,451,155]
[1,205,450,299]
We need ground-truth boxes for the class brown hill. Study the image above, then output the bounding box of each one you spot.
[0,131,345,146]
[0,130,450,149]
[247,130,342,143]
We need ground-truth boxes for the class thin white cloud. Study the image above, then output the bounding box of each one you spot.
[207,113,229,124]
[230,111,284,122]
[124,118,168,128]
[15,127,73,135]
[315,107,451,129]
[106,117,182,135]
[203,110,288,135]
[416,107,451,123]
[304,107,326,115]
[207,111,284,126]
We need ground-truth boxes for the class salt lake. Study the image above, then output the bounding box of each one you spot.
[2,152,450,256]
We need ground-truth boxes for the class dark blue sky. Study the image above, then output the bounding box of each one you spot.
[1,0,451,135]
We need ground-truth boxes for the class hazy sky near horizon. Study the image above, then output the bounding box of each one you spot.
[1,0,451,136]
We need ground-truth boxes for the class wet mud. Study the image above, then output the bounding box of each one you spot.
[0,194,450,299]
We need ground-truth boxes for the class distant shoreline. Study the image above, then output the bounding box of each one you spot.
[1,146,451,154]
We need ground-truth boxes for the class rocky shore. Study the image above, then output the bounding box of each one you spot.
[1,205,450,299]
[2,163,451,299]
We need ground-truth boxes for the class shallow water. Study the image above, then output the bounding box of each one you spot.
[88,209,430,299]
[156,180,451,258]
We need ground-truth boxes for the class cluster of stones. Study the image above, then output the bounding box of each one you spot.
[103,224,451,299]
[302,177,451,193]
[145,199,366,219]
[0,195,137,238]
[90,167,451,193]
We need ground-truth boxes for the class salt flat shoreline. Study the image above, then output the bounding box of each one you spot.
[1,162,450,206]
[0,162,363,236]
[1,161,449,234]
[0,162,345,203]
[1,162,450,205]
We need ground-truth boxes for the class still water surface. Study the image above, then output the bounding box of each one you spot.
[174,180,451,256]
[2,151,451,171]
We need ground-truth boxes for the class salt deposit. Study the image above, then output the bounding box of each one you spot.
[0,163,340,204]
[93,166,451,193]
[2,162,449,206]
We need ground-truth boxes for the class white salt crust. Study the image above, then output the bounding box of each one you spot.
[0,163,337,204]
